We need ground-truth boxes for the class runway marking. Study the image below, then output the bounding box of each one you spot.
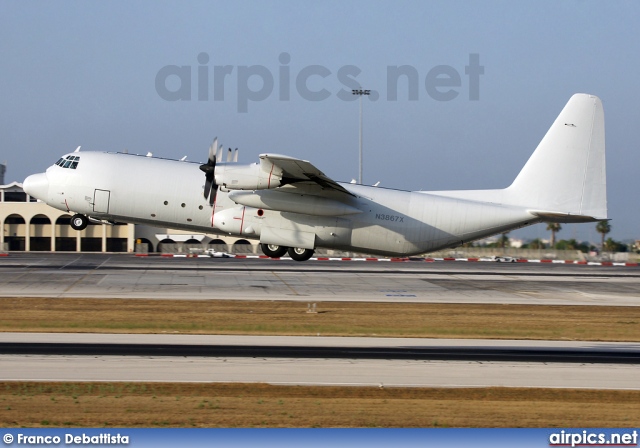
[271,272,301,296]
[59,256,111,295]
[380,289,417,297]
[0,271,31,286]
[96,256,111,269]
[58,256,83,270]
[61,272,94,295]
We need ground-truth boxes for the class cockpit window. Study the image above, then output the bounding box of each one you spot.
[55,155,80,169]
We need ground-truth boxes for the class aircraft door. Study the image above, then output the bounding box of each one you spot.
[93,189,111,213]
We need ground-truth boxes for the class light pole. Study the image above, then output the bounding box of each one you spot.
[352,89,370,184]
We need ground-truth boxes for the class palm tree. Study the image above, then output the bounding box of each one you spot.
[604,238,618,252]
[596,220,611,251]
[565,239,579,250]
[528,238,545,249]
[497,233,510,248]
[546,222,562,248]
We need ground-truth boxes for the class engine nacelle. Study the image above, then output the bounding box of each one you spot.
[215,160,282,190]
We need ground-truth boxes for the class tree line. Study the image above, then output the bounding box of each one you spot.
[478,220,633,253]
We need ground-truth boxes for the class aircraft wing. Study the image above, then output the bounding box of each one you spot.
[260,153,355,197]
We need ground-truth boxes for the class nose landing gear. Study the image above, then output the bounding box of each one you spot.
[70,214,89,231]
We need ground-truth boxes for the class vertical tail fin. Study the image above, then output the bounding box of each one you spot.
[507,94,607,220]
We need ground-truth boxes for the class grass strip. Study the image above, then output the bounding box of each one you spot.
[0,298,639,341]
[1,382,639,428]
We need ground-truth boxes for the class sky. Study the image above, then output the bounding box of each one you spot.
[1,0,638,243]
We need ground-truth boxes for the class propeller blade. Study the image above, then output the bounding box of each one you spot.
[216,145,222,162]
[202,172,213,200]
[200,137,219,203]
[209,184,217,205]
[209,138,217,164]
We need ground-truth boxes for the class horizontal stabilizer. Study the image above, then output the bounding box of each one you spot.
[528,210,602,223]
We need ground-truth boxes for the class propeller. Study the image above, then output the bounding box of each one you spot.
[200,138,218,205]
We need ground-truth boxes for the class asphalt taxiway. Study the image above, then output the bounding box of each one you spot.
[1,253,639,306]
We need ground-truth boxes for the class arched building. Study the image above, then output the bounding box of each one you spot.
[0,182,134,252]
[1,181,258,254]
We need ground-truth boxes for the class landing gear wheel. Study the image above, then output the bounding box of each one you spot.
[260,243,288,258]
[288,247,314,262]
[70,214,88,231]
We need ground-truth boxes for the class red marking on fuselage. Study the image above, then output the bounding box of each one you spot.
[232,207,246,234]
[210,192,217,227]
[267,163,274,188]
[64,199,70,212]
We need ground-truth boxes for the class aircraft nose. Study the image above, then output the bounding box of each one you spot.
[23,173,49,201]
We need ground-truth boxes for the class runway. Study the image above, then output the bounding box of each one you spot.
[1,334,639,389]
[1,254,639,389]
[3,338,639,363]
[1,253,640,306]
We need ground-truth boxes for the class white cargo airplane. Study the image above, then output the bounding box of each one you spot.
[23,93,606,261]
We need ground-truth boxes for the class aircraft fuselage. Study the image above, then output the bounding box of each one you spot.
[32,151,537,256]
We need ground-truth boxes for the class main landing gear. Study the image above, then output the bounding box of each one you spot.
[260,244,315,262]
[287,247,314,262]
[70,214,89,231]
[260,244,288,258]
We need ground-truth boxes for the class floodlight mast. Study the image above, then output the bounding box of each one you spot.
[352,89,370,184]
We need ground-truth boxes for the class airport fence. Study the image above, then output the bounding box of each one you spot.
[138,240,640,262]
[426,248,586,261]
[425,247,640,262]
[155,243,257,255]
[135,243,149,254]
